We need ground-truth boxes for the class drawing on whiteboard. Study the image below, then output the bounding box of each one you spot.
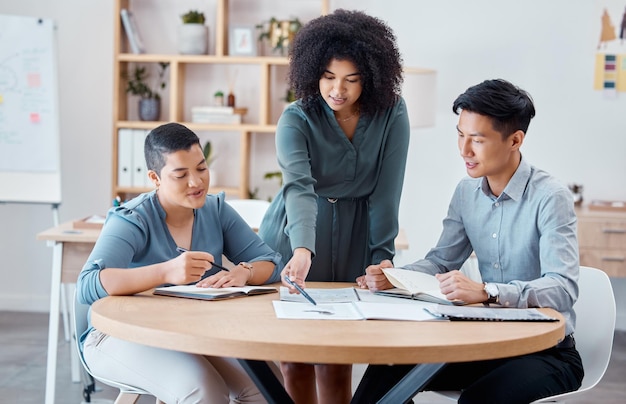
[0,15,60,174]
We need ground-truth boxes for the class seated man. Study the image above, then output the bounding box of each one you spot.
[353,79,584,404]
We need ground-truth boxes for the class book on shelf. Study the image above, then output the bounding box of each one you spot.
[191,113,242,124]
[192,106,236,115]
[375,267,464,305]
[425,305,559,322]
[154,284,277,301]
[120,9,145,54]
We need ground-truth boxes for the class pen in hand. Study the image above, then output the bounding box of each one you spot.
[176,247,230,272]
[284,276,317,306]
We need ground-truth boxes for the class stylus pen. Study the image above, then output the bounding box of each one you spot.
[284,276,317,306]
[176,247,230,272]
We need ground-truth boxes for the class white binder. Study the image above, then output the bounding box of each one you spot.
[132,129,148,187]
[117,129,133,187]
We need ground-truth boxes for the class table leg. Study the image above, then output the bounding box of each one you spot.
[45,241,63,404]
[238,359,293,404]
[377,363,446,404]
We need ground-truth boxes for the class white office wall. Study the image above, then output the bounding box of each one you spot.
[0,0,624,329]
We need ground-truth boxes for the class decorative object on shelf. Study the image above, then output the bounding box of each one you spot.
[568,183,584,206]
[227,70,238,107]
[178,10,208,55]
[124,62,169,121]
[213,90,224,106]
[256,17,302,55]
[120,8,145,54]
[229,25,257,56]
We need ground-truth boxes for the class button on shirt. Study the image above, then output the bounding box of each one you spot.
[403,157,579,335]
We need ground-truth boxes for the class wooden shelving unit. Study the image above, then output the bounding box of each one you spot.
[112,0,327,201]
[111,0,432,201]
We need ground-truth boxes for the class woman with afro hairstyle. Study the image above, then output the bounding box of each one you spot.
[258,9,410,403]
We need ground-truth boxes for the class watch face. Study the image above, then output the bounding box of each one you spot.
[485,283,499,297]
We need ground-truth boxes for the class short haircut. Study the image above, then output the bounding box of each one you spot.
[288,9,403,116]
[144,122,200,176]
[452,79,536,138]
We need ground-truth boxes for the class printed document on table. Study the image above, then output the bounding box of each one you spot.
[272,300,443,321]
[279,286,360,303]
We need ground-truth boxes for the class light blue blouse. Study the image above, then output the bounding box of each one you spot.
[77,191,283,344]
[404,157,580,335]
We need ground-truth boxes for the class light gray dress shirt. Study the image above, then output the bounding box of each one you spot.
[403,157,579,335]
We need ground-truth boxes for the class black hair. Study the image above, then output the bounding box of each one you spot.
[144,122,200,176]
[452,79,536,138]
[288,9,403,116]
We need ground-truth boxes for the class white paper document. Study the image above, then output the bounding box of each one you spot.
[279,287,360,303]
[272,300,443,321]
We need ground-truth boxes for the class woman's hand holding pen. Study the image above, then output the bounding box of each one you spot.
[165,250,217,285]
[358,259,394,291]
[282,247,312,293]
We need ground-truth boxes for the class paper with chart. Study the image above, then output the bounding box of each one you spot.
[272,300,443,321]
[279,286,360,303]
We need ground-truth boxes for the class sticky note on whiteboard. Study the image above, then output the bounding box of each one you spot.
[30,112,40,123]
[28,73,41,88]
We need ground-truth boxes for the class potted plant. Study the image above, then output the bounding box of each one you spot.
[124,62,169,121]
[256,17,302,55]
[178,10,208,55]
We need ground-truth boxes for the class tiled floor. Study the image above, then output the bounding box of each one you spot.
[1,310,624,403]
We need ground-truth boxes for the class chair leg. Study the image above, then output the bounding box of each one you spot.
[114,393,141,404]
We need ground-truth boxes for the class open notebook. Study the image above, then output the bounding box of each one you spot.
[375,268,464,305]
[154,285,277,301]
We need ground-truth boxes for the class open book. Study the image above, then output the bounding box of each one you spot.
[376,268,463,305]
[426,305,559,322]
[154,284,277,301]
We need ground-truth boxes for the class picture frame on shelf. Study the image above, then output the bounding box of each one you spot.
[229,25,257,56]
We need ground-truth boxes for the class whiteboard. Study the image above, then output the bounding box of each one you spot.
[0,15,61,204]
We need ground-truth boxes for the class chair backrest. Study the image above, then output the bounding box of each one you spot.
[73,291,156,400]
[226,199,271,231]
[436,266,617,403]
[566,266,616,391]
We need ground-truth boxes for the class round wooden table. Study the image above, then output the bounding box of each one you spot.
[91,282,565,403]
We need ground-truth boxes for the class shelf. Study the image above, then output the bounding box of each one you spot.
[116,121,278,133]
[117,53,289,66]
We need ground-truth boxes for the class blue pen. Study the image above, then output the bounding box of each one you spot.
[176,247,229,272]
[285,276,317,306]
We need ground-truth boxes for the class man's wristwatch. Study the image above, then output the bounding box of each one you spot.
[483,282,499,304]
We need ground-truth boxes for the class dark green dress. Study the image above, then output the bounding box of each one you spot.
[259,96,410,282]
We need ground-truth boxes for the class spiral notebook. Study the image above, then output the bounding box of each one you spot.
[425,305,559,322]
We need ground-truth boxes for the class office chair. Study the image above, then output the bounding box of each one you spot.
[73,290,163,404]
[433,265,617,403]
[226,198,271,231]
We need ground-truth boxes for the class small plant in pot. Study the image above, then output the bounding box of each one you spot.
[124,62,169,121]
[256,17,302,55]
[179,10,208,55]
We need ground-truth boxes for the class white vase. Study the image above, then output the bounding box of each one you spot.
[178,24,208,55]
